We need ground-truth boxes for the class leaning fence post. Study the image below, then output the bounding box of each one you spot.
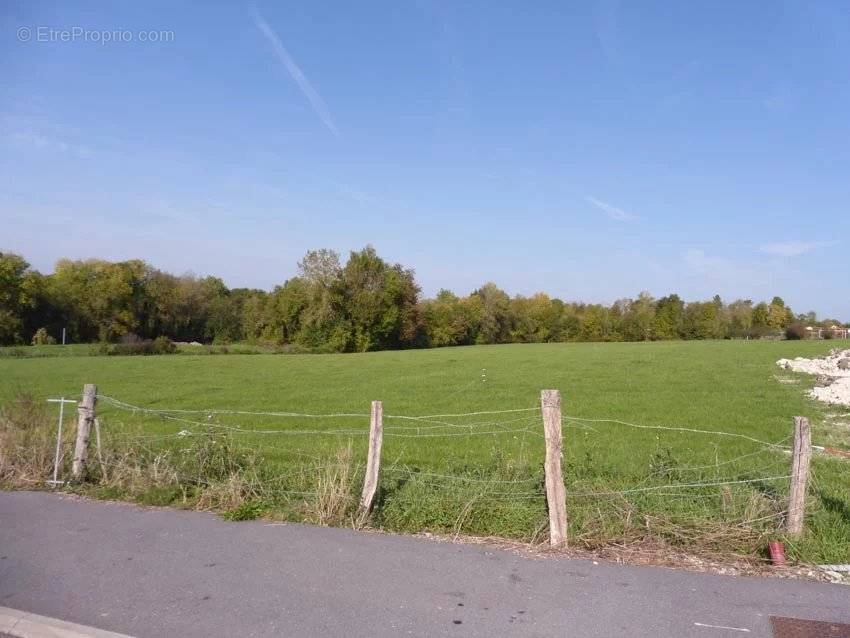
[786,416,811,536]
[541,389,567,547]
[358,400,383,522]
[71,384,97,481]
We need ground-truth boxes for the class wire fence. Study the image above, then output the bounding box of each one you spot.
[32,388,824,554]
[89,394,797,500]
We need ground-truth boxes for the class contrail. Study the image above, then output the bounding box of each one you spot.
[586,195,638,222]
[251,6,339,136]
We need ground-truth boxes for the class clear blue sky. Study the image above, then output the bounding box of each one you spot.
[2,1,848,319]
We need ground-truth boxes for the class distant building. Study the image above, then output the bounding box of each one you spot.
[806,325,849,339]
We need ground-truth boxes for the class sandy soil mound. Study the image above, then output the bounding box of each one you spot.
[777,349,850,406]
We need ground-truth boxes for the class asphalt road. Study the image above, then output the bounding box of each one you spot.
[1,491,848,637]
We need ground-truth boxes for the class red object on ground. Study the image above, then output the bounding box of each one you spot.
[769,541,787,566]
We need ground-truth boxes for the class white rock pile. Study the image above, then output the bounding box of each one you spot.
[777,349,850,406]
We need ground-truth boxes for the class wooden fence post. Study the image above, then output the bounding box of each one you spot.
[358,400,383,522]
[541,389,567,547]
[71,384,97,481]
[787,416,811,536]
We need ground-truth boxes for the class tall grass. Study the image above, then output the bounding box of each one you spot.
[0,393,59,485]
[308,443,359,526]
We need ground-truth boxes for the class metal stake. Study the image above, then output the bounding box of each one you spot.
[46,397,77,486]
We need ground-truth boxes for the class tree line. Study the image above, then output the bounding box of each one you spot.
[1,247,844,350]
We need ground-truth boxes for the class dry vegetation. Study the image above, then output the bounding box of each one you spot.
[0,394,58,485]
[0,391,362,527]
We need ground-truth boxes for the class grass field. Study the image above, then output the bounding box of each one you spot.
[1,340,848,564]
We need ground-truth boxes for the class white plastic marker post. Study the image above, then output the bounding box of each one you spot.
[46,397,77,486]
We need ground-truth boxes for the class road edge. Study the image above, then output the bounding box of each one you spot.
[0,606,133,638]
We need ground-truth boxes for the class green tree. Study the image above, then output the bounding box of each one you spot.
[340,246,421,352]
[681,300,725,339]
[0,252,38,344]
[422,289,481,347]
[49,258,149,341]
[240,291,268,342]
[296,249,348,349]
[2,249,842,351]
[767,296,794,329]
[580,304,613,341]
[620,292,656,341]
[472,283,511,344]
[202,279,241,343]
[263,278,309,344]
[751,302,771,333]
[726,299,754,337]
[652,294,684,340]
[557,304,582,341]
[510,293,563,343]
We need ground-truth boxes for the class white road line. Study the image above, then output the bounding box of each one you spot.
[0,606,133,638]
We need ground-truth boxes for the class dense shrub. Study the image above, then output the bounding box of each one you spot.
[152,335,177,354]
[785,324,808,340]
[108,336,176,356]
[31,328,56,345]
[272,343,311,355]
[88,342,111,356]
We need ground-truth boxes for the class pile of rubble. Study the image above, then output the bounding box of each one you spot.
[777,349,850,406]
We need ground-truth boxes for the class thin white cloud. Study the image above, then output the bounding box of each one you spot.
[251,6,339,136]
[759,241,835,258]
[586,196,638,222]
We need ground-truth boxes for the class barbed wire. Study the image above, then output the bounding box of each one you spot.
[103,422,543,440]
[97,394,370,419]
[561,415,784,448]
[384,466,541,484]
[386,407,539,420]
[385,427,543,439]
[570,475,791,498]
[382,414,540,431]
[616,436,793,486]
[98,394,799,451]
[98,394,538,421]
[98,395,546,437]
[103,409,368,436]
[85,459,793,507]
[103,432,190,442]
[86,393,802,509]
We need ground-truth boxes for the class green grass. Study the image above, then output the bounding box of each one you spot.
[1,339,848,563]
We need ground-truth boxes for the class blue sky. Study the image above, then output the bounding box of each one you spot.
[2,1,848,319]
